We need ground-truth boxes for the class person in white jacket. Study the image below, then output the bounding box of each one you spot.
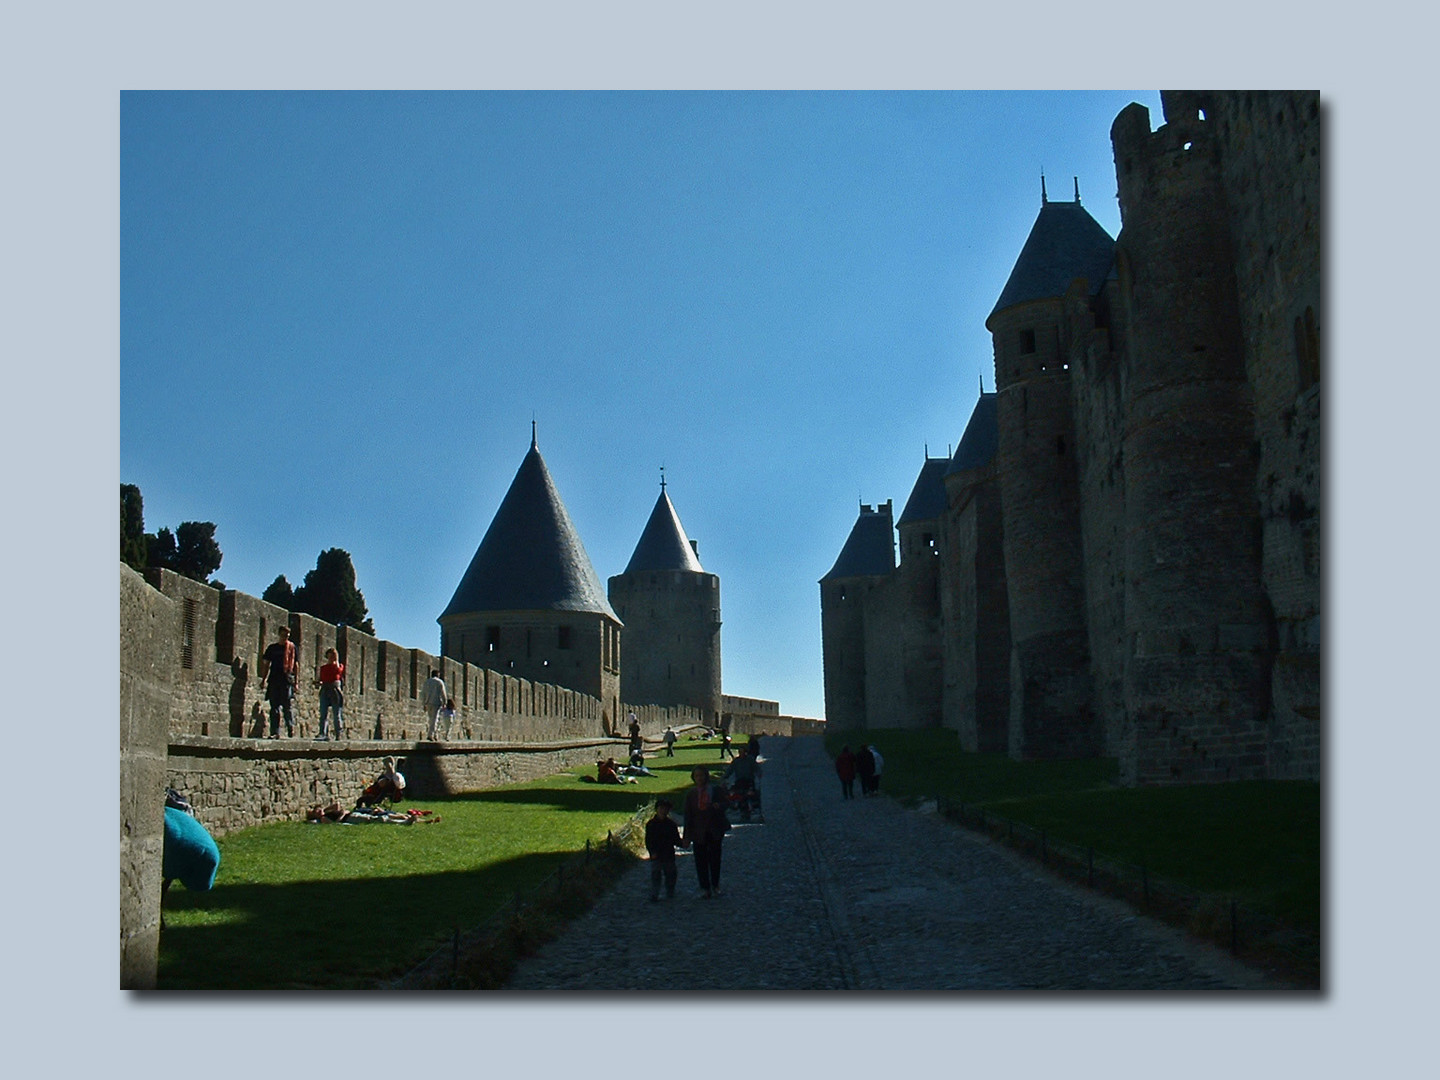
[421,669,449,740]
[869,745,885,796]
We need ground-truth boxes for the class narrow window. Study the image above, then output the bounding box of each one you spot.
[1019,328,1036,354]
[181,598,197,670]
[1056,435,1066,456]
[558,626,572,650]
[487,626,500,652]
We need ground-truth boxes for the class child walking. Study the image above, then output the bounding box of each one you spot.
[645,799,684,901]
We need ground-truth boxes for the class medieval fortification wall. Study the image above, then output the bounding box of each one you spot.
[125,565,707,834]
[822,91,1320,785]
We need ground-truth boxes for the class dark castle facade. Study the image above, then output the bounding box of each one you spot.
[821,91,1320,785]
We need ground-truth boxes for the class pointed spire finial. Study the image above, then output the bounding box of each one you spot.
[980,372,984,395]
[531,417,537,449]
[1074,175,1081,204]
[924,441,929,458]
[659,464,666,493]
[1041,170,1048,205]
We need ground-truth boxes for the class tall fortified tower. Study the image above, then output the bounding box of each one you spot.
[1111,94,1271,783]
[890,454,949,727]
[607,479,722,725]
[939,392,1010,751]
[819,501,895,729]
[439,428,622,731]
[987,186,1111,758]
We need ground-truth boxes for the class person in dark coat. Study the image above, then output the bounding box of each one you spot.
[682,765,729,898]
[645,799,683,901]
[855,744,876,796]
[835,745,857,799]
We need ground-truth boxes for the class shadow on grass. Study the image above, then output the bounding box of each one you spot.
[158,849,581,990]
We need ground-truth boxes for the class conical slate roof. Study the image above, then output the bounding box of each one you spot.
[987,199,1115,327]
[945,392,998,476]
[622,488,704,574]
[441,435,618,620]
[896,457,950,527]
[820,504,895,582]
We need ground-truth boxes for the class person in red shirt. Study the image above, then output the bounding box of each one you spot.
[835,745,857,800]
[316,646,345,740]
[683,766,730,898]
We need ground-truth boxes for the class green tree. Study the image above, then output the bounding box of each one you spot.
[146,527,177,571]
[121,484,146,569]
[174,521,223,583]
[262,575,295,608]
[293,548,374,634]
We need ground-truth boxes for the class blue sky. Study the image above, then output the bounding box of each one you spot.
[121,90,1161,719]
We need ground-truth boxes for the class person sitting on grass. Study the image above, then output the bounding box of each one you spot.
[356,757,406,807]
[596,757,636,784]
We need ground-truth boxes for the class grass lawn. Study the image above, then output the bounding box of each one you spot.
[159,739,731,989]
[825,728,1320,933]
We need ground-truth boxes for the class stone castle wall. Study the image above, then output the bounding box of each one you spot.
[120,565,171,988]
[820,90,1320,784]
[126,568,709,837]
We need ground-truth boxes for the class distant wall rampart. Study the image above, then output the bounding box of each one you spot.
[126,567,709,832]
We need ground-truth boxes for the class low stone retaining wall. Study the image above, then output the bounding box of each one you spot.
[725,713,825,738]
[167,735,632,836]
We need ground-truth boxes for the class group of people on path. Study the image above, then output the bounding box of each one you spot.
[256,625,458,741]
[645,764,733,901]
[833,743,884,799]
[644,737,763,901]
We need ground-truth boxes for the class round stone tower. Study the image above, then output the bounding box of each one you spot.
[607,479,722,726]
[1111,94,1271,783]
[986,185,1111,759]
[439,428,622,732]
[819,500,895,729]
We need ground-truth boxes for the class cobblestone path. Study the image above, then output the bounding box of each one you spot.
[504,736,1278,991]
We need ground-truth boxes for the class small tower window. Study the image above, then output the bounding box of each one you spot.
[558,626,572,650]
[1056,435,1066,456]
[1019,329,1036,354]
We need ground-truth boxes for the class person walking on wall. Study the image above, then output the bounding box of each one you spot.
[421,669,448,740]
[855,744,876,796]
[868,744,885,796]
[316,646,345,740]
[259,626,297,738]
[682,765,730,898]
[835,745,857,800]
